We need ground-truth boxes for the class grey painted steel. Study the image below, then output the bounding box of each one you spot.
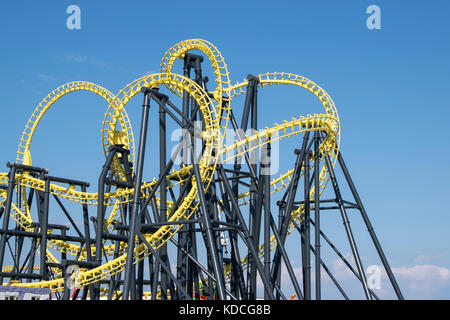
[303,151,312,299]
[93,145,128,300]
[337,151,404,300]
[263,142,271,299]
[271,132,310,288]
[307,218,380,300]
[218,165,275,300]
[0,165,17,284]
[291,218,349,300]
[158,91,169,300]
[267,213,304,300]
[122,88,152,300]
[191,151,226,300]
[313,132,321,299]
[248,75,259,300]
[0,51,402,301]
[138,232,191,300]
[322,149,371,300]
[40,178,50,281]
[170,238,237,300]
[217,174,247,299]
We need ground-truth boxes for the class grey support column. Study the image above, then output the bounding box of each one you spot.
[191,147,226,300]
[122,87,153,300]
[263,140,271,299]
[0,165,17,283]
[218,165,275,300]
[40,178,50,281]
[323,149,371,300]
[313,132,321,300]
[303,151,312,300]
[337,151,403,300]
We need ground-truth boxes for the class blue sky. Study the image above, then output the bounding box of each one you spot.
[0,0,449,299]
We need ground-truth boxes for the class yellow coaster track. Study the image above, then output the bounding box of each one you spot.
[0,39,340,297]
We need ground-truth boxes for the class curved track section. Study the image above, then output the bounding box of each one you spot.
[16,81,135,172]
[0,39,342,298]
[4,73,221,292]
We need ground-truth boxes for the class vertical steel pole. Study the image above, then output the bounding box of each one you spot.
[93,147,118,299]
[151,260,160,300]
[249,79,259,299]
[293,219,349,300]
[136,214,145,300]
[263,140,271,299]
[218,165,275,300]
[313,132,321,300]
[0,165,16,283]
[217,174,247,299]
[122,88,152,299]
[159,95,169,300]
[303,151,312,300]
[81,185,92,262]
[27,225,39,282]
[40,178,50,281]
[237,78,255,299]
[272,132,310,288]
[177,79,189,294]
[80,184,93,298]
[181,55,191,164]
[191,147,226,300]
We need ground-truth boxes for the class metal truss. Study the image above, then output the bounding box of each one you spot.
[0,39,403,300]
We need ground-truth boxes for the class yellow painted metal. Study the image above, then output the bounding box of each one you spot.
[16,81,135,174]
[0,39,341,298]
[5,72,221,292]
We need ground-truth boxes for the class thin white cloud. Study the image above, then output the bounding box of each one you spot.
[64,53,88,63]
[328,255,450,299]
[382,264,450,299]
[413,251,449,265]
[268,253,450,299]
[64,53,111,69]
[36,73,56,81]
[392,264,450,281]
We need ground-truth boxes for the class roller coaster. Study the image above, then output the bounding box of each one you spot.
[0,39,403,300]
